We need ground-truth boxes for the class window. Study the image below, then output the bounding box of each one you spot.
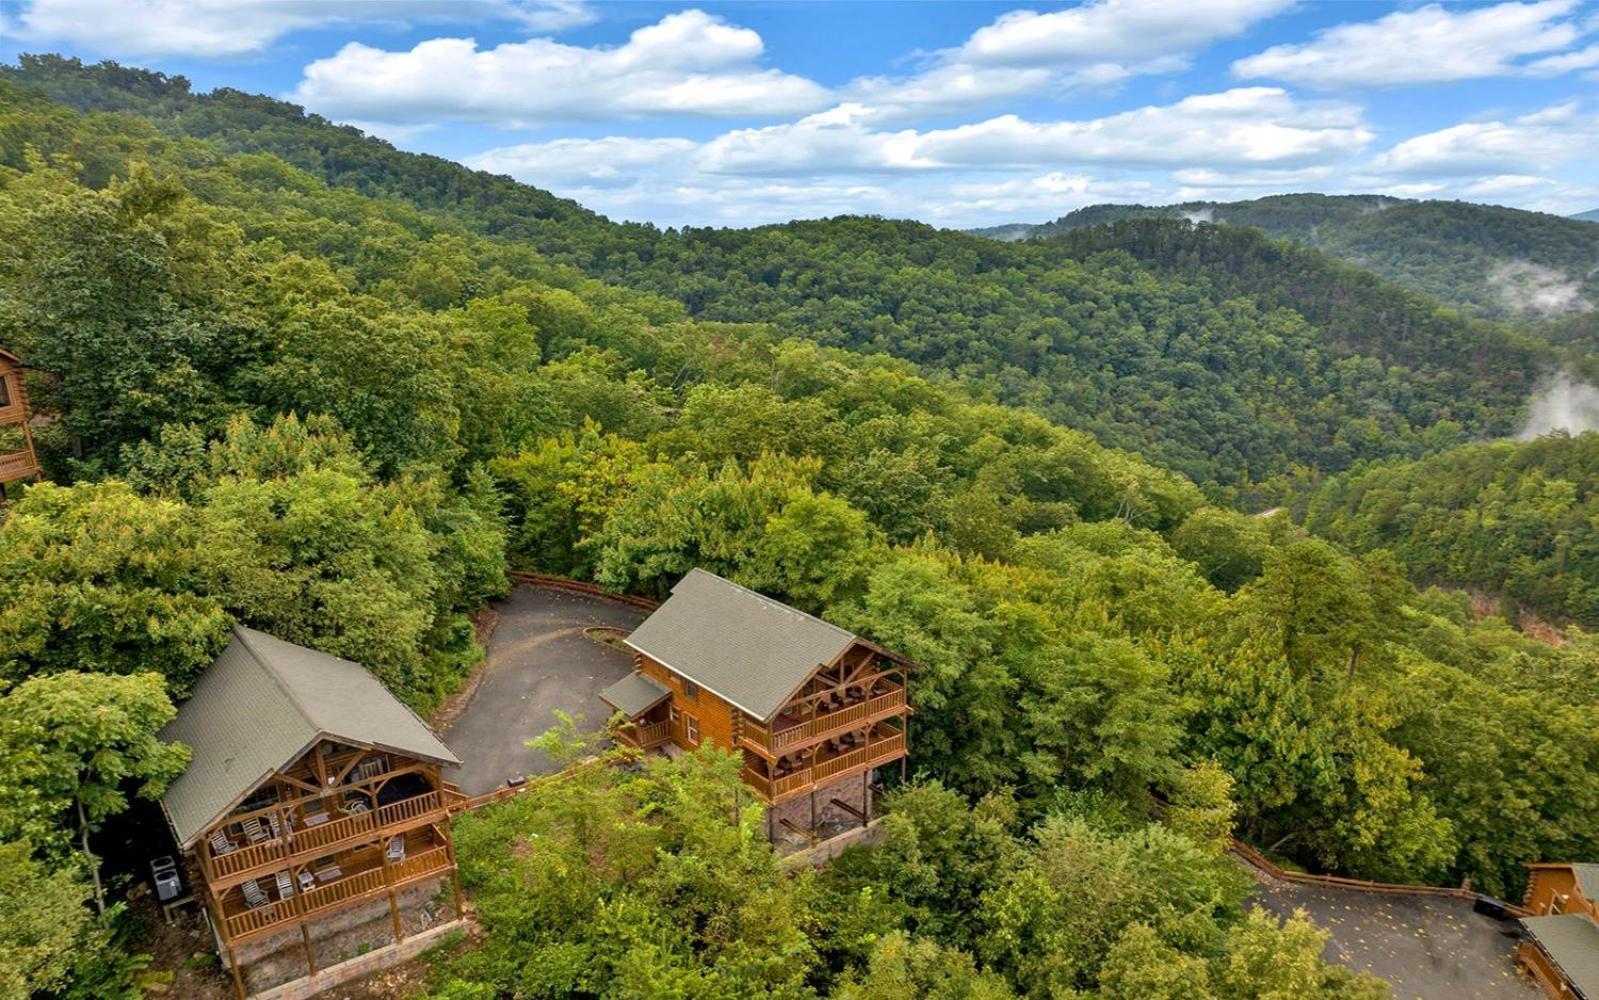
[0,377,10,407]
[685,713,700,744]
[682,678,698,700]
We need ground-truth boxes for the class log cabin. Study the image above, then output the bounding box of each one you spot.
[160,626,465,998]
[0,347,41,490]
[600,569,912,843]
[1518,863,1599,998]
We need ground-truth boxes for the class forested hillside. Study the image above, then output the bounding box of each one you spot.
[0,56,1564,492]
[4,55,1599,999]
[987,193,1599,329]
[1303,432,1599,629]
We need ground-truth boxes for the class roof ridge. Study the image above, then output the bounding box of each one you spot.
[687,568,854,639]
[232,625,321,734]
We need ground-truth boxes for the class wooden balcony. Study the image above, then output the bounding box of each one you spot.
[613,719,671,750]
[741,685,906,756]
[0,448,38,483]
[206,791,446,889]
[219,831,453,944]
[742,730,906,804]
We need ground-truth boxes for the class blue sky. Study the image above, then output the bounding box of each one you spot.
[3,0,1596,228]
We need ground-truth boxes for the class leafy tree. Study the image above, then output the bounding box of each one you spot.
[0,672,188,912]
[0,841,98,1000]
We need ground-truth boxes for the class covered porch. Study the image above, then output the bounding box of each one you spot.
[741,718,907,803]
[600,671,673,750]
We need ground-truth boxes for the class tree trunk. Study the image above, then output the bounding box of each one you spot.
[78,797,105,915]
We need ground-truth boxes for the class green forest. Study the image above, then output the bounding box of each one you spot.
[985,193,1599,338]
[2,57,1598,999]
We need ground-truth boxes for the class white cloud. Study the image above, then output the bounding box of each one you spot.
[698,88,1372,176]
[847,0,1291,121]
[1527,42,1599,75]
[291,10,830,127]
[9,0,595,59]
[469,136,698,188]
[1233,0,1589,88]
[960,0,1292,68]
[1366,103,1599,177]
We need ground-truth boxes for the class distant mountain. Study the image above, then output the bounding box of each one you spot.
[1573,208,1599,223]
[975,194,1599,325]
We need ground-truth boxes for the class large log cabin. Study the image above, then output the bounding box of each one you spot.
[600,569,912,843]
[0,347,41,491]
[160,626,465,998]
[1518,863,1599,999]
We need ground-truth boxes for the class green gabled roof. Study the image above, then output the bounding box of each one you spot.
[623,569,859,722]
[599,671,671,719]
[1522,914,1599,999]
[159,626,459,848]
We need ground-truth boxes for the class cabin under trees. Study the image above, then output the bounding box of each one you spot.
[160,626,466,998]
[1519,862,1599,999]
[601,569,912,845]
[0,347,41,495]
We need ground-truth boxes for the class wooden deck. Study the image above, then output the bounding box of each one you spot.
[204,791,448,890]
[741,686,906,756]
[0,448,38,482]
[217,829,452,944]
[743,730,906,803]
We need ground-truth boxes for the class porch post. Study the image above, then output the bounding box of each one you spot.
[301,922,317,976]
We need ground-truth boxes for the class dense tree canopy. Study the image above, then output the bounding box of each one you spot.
[0,53,1594,997]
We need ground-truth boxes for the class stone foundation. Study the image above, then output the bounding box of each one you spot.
[767,773,875,854]
[249,918,467,1000]
[220,876,456,995]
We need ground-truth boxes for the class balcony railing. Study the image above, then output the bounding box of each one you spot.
[0,449,38,481]
[615,719,671,749]
[208,792,446,885]
[222,851,452,942]
[391,845,452,886]
[741,731,906,802]
[742,687,906,755]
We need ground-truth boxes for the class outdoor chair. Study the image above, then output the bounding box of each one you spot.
[209,830,237,856]
[274,871,295,899]
[315,863,343,883]
[242,879,270,909]
[387,835,406,863]
[354,755,389,782]
[241,817,269,843]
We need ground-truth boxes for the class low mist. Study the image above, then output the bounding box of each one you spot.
[1518,373,1599,438]
[1488,260,1592,317]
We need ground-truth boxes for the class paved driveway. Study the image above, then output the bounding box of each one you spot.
[443,585,647,795]
[1247,868,1534,1000]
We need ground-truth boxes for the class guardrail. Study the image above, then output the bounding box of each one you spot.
[1230,838,1531,916]
[505,571,662,611]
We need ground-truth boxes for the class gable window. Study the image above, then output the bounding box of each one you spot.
[682,678,698,700]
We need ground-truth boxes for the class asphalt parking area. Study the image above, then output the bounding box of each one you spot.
[442,585,647,796]
[1247,868,1534,1000]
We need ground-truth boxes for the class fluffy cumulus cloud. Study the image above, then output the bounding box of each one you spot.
[959,0,1291,68]
[8,0,595,58]
[292,10,830,127]
[466,88,1376,227]
[1233,0,1593,88]
[698,88,1372,176]
[845,0,1293,121]
[1366,102,1599,177]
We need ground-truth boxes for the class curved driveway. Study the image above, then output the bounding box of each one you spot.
[443,585,647,795]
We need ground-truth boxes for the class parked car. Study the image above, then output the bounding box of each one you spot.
[149,855,183,902]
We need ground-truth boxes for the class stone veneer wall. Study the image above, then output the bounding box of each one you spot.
[248,918,467,1000]
[767,772,874,852]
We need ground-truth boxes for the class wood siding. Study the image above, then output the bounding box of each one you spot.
[1526,865,1598,917]
[635,653,740,751]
